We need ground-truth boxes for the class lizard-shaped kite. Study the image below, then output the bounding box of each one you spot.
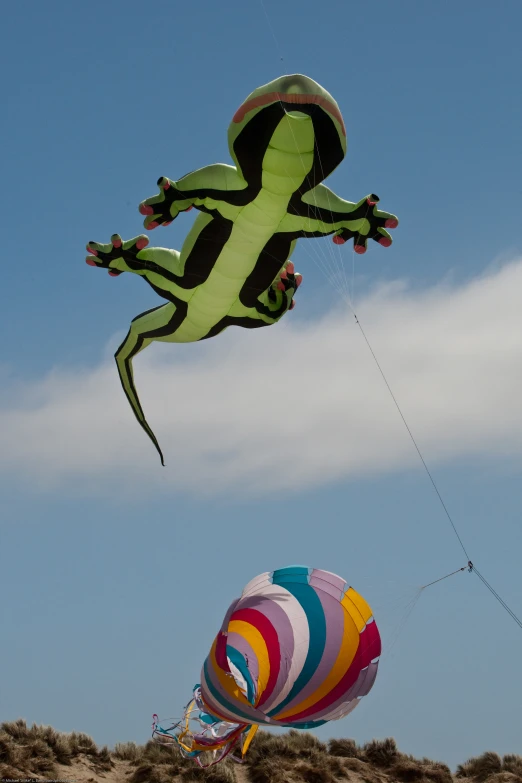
[86,74,399,465]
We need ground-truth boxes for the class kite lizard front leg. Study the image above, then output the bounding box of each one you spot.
[138,164,247,231]
[329,194,399,254]
[285,186,399,253]
[138,177,195,230]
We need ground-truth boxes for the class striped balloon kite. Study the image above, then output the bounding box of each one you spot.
[153,566,381,767]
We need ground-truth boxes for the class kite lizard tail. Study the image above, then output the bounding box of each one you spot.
[114,307,167,466]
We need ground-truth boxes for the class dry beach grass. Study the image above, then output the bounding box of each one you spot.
[1,719,521,783]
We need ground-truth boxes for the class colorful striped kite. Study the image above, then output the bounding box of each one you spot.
[153,565,381,766]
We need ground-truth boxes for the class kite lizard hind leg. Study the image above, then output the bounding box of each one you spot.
[261,260,303,318]
[114,302,181,466]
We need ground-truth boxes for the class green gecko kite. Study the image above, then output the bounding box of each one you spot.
[86,74,399,465]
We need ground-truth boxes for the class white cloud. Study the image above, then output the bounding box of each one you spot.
[2,258,522,497]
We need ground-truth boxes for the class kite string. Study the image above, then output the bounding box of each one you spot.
[350,313,522,630]
[258,0,358,304]
[472,565,522,630]
[274,132,522,632]
[265,95,522,634]
[352,313,470,562]
[421,566,468,590]
[258,0,285,64]
[258,0,362,305]
[380,566,468,661]
[254,1,522,634]
[280,117,522,631]
[381,590,423,661]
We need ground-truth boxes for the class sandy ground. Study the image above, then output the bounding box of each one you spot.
[53,757,134,783]
[51,755,251,783]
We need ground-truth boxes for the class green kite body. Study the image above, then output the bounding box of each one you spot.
[86,74,399,465]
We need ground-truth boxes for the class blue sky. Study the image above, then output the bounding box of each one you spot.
[1,0,521,770]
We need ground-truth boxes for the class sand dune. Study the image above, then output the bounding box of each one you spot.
[1,718,521,783]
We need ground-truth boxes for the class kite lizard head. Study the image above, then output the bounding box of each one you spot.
[229,74,347,190]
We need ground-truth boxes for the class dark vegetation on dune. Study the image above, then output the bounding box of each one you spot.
[1,719,520,783]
